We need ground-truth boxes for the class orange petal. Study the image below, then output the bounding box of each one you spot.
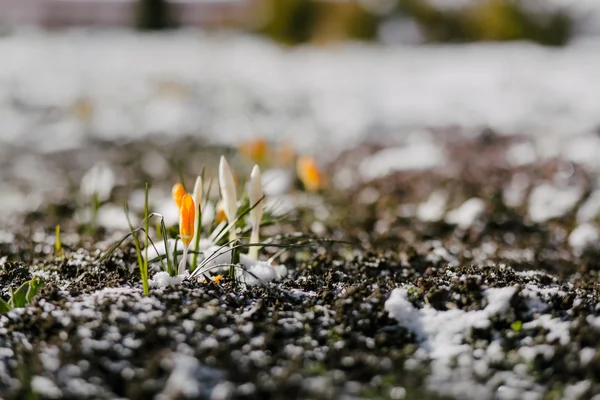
[213,275,223,284]
[172,183,186,209]
[179,194,195,246]
[297,156,323,192]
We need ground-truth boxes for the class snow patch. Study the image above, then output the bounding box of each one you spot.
[445,198,485,229]
[417,190,447,222]
[528,184,582,223]
[31,376,62,399]
[150,271,185,288]
[359,141,445,180]
[385,286,516,359]
[568,223,599,255]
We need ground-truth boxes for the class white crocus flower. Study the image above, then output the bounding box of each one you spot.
[219,156,238,242]
[249,165,264,260]
[80,162,116,202]
[191,175,203,268]
[193,175,203,213]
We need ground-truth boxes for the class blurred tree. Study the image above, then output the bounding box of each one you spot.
[398,0,572,46]
[136,0,177,30]
[256,0,379,45]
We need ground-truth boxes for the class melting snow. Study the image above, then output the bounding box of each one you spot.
[568,223,599,255]
[528,184,582,223]
[359,141,445,180]
[385,286,516,359]
[577,190,600,223]
[417,190,447,222]
[445,198,485,229]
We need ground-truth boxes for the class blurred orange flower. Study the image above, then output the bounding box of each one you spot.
[297,156,323,192]
[239,138,269,164]
[172,183,186,209]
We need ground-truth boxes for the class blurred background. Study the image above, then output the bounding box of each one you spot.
[1,0,600,227]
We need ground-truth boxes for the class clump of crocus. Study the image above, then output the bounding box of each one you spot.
[248,165,264,260]
[219,156,238,243]
[297,155,323,192]
[178,193,195,274]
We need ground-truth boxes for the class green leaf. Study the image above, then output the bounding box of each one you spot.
[11,281,31,308]
[511,320,522,331]
[0,298,12,314]
[26,276,45,303]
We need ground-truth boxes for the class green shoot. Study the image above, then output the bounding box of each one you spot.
[55,224,62,255]
[142,183,150,295]
[191,167,205,271]
[191,206,202,271]
[230,239,241,280]
[125,201,147,295]
[91,192,100,230]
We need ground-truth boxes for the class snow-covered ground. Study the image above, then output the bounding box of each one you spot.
[0,30,599,158]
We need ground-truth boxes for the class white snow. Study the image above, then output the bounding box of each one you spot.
[261,168,294,197]
[562,135,600,171]
[563,381,592,400]
[150,271,185,288]
[503,173,530,208]
[359,141,445,180]
[568,223,599,255]
[385,282,581,399]
[189,245,285,285]
[385,286,516,359]
[0,32,600,164]
[445,198,485,229]
[507,142,537,167]
[158,354,202,399]
[31,376,62,399]
[577,190,600,223]
[417,190,447,222]
[528,183,582,223]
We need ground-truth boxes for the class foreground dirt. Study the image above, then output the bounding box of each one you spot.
[1,131,600,399]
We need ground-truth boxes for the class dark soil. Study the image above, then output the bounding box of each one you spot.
[1,132,600,400]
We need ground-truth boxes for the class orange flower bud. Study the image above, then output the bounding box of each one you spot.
[239,138,268,164]
[297,156,323,192]
[179,194,195,246]
[172,183,186,209]
[215,200,227,224]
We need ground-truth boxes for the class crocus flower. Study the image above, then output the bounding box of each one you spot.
[297,156,323,192]
[172,183,186,209]
[277,142,295,166]
[248,165,263,260]
[192,176,203,213]
[178,193,195,274]
[215,200,227,224]
[191,175,203,269]
[239,138,268,164]
[219,156,238,241]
